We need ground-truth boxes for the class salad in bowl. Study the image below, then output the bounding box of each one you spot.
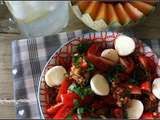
[38,32,160,119]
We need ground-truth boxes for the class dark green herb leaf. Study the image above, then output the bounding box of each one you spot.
[77,107,85,115]
[128,78,138,85]
[86,60,94,72]
[66,114,72,120]
[74,99,80,108]
[73,55,80,67]
[122,105,128,119]
[106,64,125,83]
[133,66,147,84]
[114,64,125,73]
[69,84,93,99]
[77,42,91,55]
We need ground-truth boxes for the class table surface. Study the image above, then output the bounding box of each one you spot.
[0,4,160,119]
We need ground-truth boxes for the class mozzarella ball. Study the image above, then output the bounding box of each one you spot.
[45,66,67,87]
[127,99,144,119]
[115,35,135,56]
[152,78,160,99]
[101,49,119,63]
[90,74,109,96]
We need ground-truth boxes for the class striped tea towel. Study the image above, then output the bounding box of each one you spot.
[11,30,160,119]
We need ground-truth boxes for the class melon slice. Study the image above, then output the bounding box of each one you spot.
[94,3,108,31]
[71,1,156,31]
[96,3,107,21]
[105,3,121,28]
[114,3,131,25]
[84,1,100,20]
[124,3,144,21]
[131,1,155,15]
[77,1,91,13]
[144,1,156,5]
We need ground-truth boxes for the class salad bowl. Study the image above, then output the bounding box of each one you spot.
[38,31,160,119]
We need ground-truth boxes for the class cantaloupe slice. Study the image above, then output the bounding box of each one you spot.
[144,1,156,5]
[131,1,155,15]
[124,3,144,21]
[96,3,107,21]
[77,1,91,13]
[114,3,131,25]
[85,1,100,20]
[94,3,108,31]
[106,3,121,27]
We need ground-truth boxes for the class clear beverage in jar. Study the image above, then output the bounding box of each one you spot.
[5,1,69,37]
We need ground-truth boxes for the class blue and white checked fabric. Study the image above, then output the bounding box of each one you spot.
[11,30,160,119]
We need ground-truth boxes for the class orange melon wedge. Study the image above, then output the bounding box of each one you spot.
[144,1,156,5]
[131,1,155,15]
[124,3,144,21]
[85,1,100,20]
[106,3,121,27]
[96,3,107,21]
[78,1,91,13]
[114,3,131,25]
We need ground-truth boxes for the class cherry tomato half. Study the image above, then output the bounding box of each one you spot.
[87,43,116,71]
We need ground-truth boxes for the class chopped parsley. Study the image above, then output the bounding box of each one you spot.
[69,84,93,99]
[74,99,80,108]
[85,58,94,72]
[73,55,80,67]
[133,65,147,84]
[128,78,138,85]
[77,107,85,116]
[77,42,91,55]
[73,55,95,72]
[66,114,72,120]
[106,64,125,83]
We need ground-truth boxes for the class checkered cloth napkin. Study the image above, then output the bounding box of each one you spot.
[11,30,160,119]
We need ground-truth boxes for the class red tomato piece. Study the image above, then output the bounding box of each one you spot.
[56,78,72,102]
[53,105,72,119]
[72,114,79,120]
[140,81,151,92]
[80,61,88,70]
[138,55,156,73]
[116,73,129,82]
[128,84,141,94]
[61,92,80,107]
[141,112,154,119]
[91,101,104,109]
[86,43,115,71]
[46,102,63,115]
[80,95,94,106]
[119,57,135,74]
[112,108,123,118]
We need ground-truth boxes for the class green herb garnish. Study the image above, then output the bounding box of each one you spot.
[73,55,80,67]
[128,78,138,85]
[77,42,91,55]
[69,84,93,99]
[133,65,147,84]
[85,58,94,72]
[106,64,125,83]
[66,114,72,120]
[77,107,85,115]
[74,99,80,108]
